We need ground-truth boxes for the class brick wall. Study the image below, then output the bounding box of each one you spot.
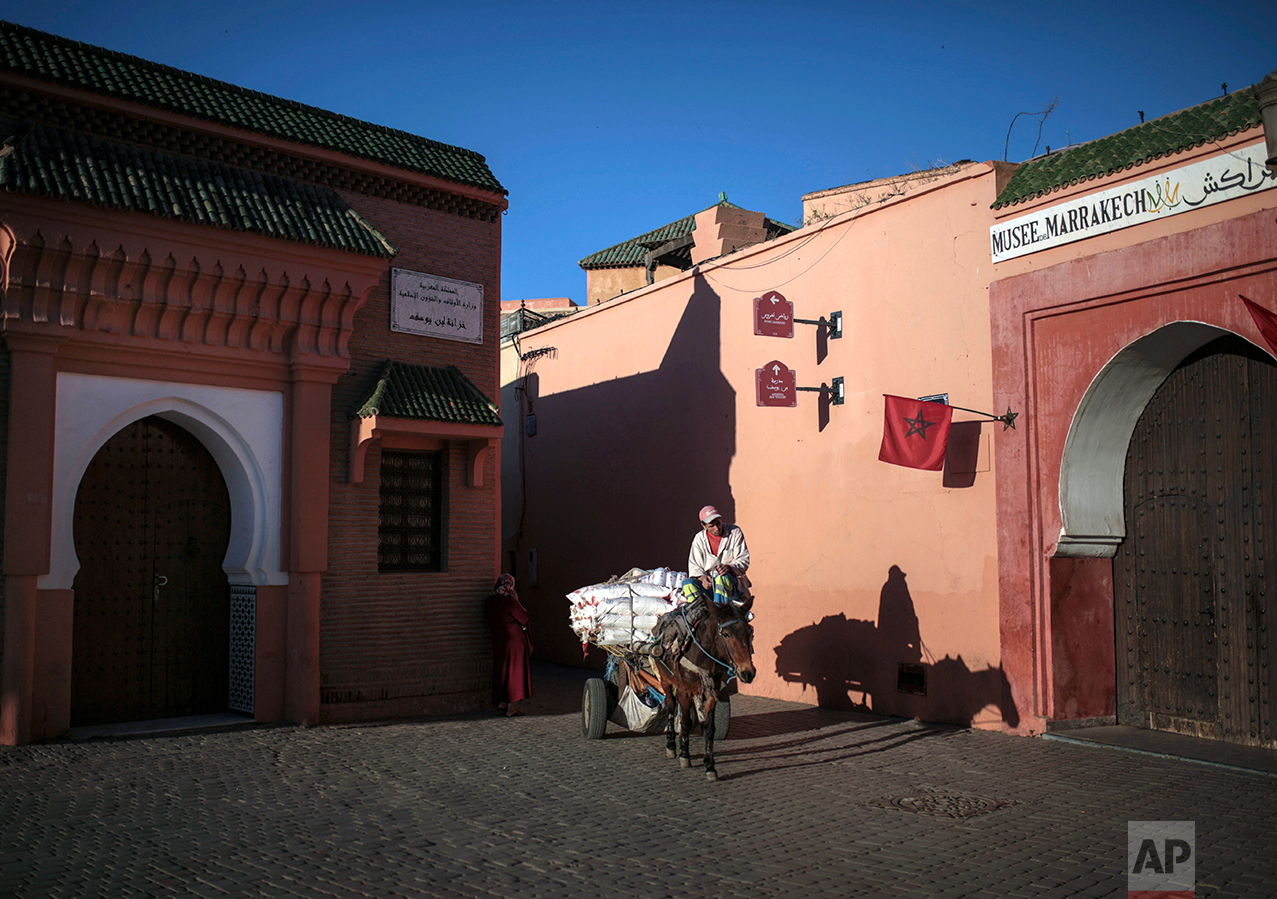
[320,189,503,719]
[0,342,6,662]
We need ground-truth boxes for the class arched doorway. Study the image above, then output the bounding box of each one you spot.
[1114,335,1277,747]
[71,416,232,725]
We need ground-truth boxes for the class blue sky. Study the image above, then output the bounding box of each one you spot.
[5,2,1276,305]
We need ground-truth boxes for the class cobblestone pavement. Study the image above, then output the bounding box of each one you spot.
[3,664,1275,898]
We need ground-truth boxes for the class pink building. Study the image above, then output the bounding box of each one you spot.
[510,165,1020,728]
[0,23,507,745]
[509,78,1277,749]
[577,195,795,305]
[989,82,1277,745]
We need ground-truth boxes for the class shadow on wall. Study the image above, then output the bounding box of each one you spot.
[773,565,1019,728]
[518,276,736,664]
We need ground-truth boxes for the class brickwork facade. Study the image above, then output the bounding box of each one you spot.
[0,22,507,744]
[321,192,503,721]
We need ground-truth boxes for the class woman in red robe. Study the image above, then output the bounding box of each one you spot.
[486,574,532,715]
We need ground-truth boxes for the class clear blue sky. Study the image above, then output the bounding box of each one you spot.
[5,2,1277,305]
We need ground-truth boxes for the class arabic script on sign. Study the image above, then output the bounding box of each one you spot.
[391,268,484,344]
[756,360,796,407]
[754,291,794,338]
[990,141,1276,263]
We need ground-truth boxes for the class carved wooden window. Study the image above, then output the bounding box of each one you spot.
[378,450,445,571]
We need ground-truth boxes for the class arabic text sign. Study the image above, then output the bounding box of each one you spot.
[991,142,1277,263]
[391,268,484,344]
[754,290,794,338]
[756,360,796,407]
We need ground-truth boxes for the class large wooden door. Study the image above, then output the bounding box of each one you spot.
[1115,335,1277,747]
[71,416,232,726]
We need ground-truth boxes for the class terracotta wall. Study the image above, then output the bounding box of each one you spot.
[510,163,1015,728]
[586,264,682,305]
[987,131,1277,730]
[322,192,503,722]
[0,342,6,658]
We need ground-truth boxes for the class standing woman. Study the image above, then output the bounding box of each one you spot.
[486,574,532,716]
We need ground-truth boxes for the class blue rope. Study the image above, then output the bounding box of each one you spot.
[678,603,737,680]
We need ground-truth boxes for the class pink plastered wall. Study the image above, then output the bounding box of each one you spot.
[509,163,1015,729]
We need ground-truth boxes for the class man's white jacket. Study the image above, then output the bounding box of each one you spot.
[688,524,750,578]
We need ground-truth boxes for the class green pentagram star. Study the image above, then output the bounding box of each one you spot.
[903,412,936,439]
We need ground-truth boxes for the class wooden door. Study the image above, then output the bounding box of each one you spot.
[1115,335,1277,747]
[71,416,231,725]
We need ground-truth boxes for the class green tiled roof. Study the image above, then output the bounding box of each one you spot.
[0,21,505,196]
[579,198,796,269]
[993,86,1262,209]
[354,361,502,427]
[0,120,396,256]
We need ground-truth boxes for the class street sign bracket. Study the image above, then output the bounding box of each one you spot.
[793,310,842,338]
[795,376,844,405]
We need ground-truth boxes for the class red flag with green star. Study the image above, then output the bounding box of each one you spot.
[878,395,953,471]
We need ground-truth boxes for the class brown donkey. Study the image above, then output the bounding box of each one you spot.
[652,594,755,781]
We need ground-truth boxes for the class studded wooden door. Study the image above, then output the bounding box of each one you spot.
[71,416,232,726]
[1114,335,1276,747]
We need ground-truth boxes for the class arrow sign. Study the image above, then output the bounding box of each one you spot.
[754,291,794,338]
[756,360,797,407]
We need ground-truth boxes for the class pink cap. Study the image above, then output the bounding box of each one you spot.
[699,505,722,523]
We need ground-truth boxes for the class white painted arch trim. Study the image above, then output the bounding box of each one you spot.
[41,373,286,590]
[1056,321,1266,558]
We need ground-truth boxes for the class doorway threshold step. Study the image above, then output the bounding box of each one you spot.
[69,713,254,741]
[1044,725,1277,776]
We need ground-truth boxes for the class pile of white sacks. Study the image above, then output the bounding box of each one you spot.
[567,567,688,647]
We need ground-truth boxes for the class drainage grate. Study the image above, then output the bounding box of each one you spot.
[867,790,1017,818]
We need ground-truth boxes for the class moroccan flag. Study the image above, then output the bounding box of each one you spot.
[878,394,953,471]
[1241,295,1277,357]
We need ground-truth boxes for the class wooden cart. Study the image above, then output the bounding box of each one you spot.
[580,645,730,741]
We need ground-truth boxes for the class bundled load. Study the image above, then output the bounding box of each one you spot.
[567,567,688,650]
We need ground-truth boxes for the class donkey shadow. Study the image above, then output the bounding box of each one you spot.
[772,566,1019,728]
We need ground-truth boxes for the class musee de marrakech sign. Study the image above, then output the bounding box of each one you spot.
[990,141,1277,263]
[391,268,484,344]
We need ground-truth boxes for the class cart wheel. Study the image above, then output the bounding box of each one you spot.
[582,678,609,739]
[713,697,730,741]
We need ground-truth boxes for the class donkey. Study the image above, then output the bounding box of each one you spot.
[652,594,755,781]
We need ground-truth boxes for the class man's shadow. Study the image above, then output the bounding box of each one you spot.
[773,565,1019,728]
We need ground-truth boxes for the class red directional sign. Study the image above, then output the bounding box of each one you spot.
[754,290,794,338]
[756,360,797,407]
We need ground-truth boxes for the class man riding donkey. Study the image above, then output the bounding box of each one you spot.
[685,504,752,605]
[652,504,752,659]
[647,505,755,779]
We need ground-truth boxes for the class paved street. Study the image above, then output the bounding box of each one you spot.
[2,663,1275,898]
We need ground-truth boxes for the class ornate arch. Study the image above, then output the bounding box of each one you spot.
[1055,321,1268,558]
[42,374,285,590]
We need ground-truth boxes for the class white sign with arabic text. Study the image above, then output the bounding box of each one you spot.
[991,142,1276,263]
[391,268,484,344]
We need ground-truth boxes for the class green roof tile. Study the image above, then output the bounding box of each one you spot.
[993,87,1262,209]
[354,361,502,427]
[0,21,505,196]
[0,120,396,256]
[579,198,796,269]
